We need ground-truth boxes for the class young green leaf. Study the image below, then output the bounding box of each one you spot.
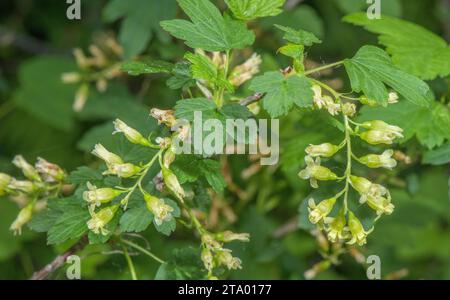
[160,0,255,51]
[344,46,432,106]
[154,247,205,279]
[225,0,286,21]
[344,13,450,80]
[249,72,313,118]
[275,24,321,46]
[174,98,217,121]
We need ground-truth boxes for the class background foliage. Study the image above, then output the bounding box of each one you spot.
[0,0,449,279]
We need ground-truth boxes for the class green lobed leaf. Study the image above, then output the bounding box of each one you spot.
[344,45,432,106]
[174,98,217,121]
[120,205,154,233]
[67,167,103,185]
[47,199,90,245]
[154,247,205,279]
[225,0,286,21]
[249,72,313,118]
[423,142,450,165]
[344,13,450,80]
[160,0,255,52]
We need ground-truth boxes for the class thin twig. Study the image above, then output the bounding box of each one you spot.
[30,238,87,280]
[239,92,266,106]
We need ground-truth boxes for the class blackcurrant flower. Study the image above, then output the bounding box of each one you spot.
[298,156,338,188]
[308,197,336,224]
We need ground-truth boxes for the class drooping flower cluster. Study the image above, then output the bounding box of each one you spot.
[61,33,123,111]
[299,87,403,245]
[200,231,250,278]
[1,156,66,235]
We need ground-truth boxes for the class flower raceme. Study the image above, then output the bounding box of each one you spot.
[299,81,403,246]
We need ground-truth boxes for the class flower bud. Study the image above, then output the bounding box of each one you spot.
[113,119,150,147]
[347,211,373,246]
[162,166,185,201]
[144,194,174,226]
[107,163,141,178]
[83,183,123,207]
[308,198,336,224]
[305,143,340,158]
[360,130,397,145]
[201,233,222,250]
[7,179,37,194]
[87,205,119,235]
[216,231,250,243]
[359,150,397,169]
[61,72,82,84]
[73,83,89,112]
[73,48,89,68]
[359,96,378,107]
[92,144,123,165]
[35,157,66,182]
[163,148,176,168]
[150,108,176,127]
[12,155,41,181]
[350,176,372,195]
[0,173,12,196]
[10,203,33,235]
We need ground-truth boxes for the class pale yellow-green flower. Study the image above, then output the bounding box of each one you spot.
[106,163,141,178]
[10,203,33,235]
[347,211,373,246]
[162,166,185,201]
[12,155,41,182]
[308,197,336,224]
[324,209,349,243]
[305,143,340,158]
[83,182,123,208]
[359,150,397,169]
[113,119,150,147]
[144,194,174,226]
[0,173,12,196]
[298,156,338,188]
[92,144,123,165]
[87,205,119,235]
[35,157,66,183]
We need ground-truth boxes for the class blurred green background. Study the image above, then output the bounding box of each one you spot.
[0,0,449,279]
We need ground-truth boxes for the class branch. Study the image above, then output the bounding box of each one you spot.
[239,92,265,106]
[30,238,87,280]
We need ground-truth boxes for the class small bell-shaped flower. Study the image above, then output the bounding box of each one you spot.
[150,108,176,127]
[308,197,336,224]
[298,156,338,188]
[10,203,33,235]
[360,130,399,145]
[305,143,340,158]
[144,193,174,226]
[7,179,37,194]
[359,149,397,169]
[113,119,151,147]
[35,157,66,183]
[106,163,141,178]
[217,249,242,270]
[366,196,395,216]
[350,175,387,203]
[361,120,404,138]
[312,85,341,116]
[0,173,12,196]
[83,182,123,208]
[201,248,214,272]
[87,205,119,235]
[324,209,349,243]
[162,166,185,201]
[216,231,250,243]
[388,92,399,104]
[229,53,262,87]
[347,211,373,246]
[92,144,123,166]
[12,155,41,182]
